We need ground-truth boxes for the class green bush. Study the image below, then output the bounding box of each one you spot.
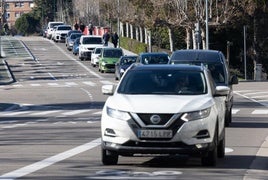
[119,37,147,54]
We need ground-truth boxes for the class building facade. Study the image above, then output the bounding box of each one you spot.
[0,0,34,27]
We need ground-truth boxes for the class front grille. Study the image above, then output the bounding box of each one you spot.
[128,114,185,140]
[105,64,115,69]
[138,113,173,125]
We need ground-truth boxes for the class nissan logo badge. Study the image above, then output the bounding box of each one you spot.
[150,115,161,124]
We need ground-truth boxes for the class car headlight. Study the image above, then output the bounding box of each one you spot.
[181,108,211,121]
[102,61,106,65]
[107,107,131,121]
[120,68,125,73]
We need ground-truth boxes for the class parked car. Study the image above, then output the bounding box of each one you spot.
[52,25,72,43]
[42,26,47,38]
[101,64,229,166]
[46,21,64,39]
[72,37,81,55]
[65,30,81,46]
[66,33,82,51]
[136,52,169,64]
[91,47,104,67]
[78,35,103,60]
[114,55,138,80]
[98,47,124,73]
[169,49,238,126]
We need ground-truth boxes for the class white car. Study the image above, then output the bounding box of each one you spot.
[52,25,72,43]
[46,21,64,39]
[101,64,229,166]
[91,47,104,67]
[78,35,103,61]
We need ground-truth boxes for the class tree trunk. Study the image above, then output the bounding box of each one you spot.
[186,28,191,49]
[168,27,173,52]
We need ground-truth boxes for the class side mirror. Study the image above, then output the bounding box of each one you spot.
[230,75,239,85]
[215,86,230,96]
[102,84,115,95]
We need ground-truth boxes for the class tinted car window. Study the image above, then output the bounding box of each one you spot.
[118,69,206,95]
[83,37,103,44]
[120,57,137,65]
[142,54,169,64]
[103,49,123,58]
[171,61,225,84]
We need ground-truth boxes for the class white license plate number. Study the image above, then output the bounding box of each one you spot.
[138,130,172,138]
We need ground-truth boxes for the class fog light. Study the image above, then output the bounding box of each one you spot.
[195,143,208,149]
[104,128,116,137]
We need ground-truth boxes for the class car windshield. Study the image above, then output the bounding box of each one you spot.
[103,49,123,58]
[120,57,137,65]
[95,48,102,54]
[141,54,169,64]
[118,69,207,95]
[70,33,82,39]
[170,61,226,84]
[83,37,103,44]
[58,26,72,30]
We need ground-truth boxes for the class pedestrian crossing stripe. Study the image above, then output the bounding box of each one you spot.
[0,109,267,117]
[252,110,268,114]
[0,81,115,88]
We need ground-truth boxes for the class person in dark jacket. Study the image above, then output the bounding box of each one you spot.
[112,32,119,48]
[103,32,110,46]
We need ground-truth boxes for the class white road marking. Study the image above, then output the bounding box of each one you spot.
[30,84,41,87]
[232,109,240,114]
[100,80,115,85]
[30,110,62,116]
[65,82,78,86]
[93,111,103,115]
[83,81,96,86]
[1,111,33,116]
[0,138,101,179]
[61,110,92,116]
[252,110,268,115]
[47,83,59,86]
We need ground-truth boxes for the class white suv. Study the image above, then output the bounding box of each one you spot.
[78,35,103,61]
[46,21,64,39]
[52,25,72,43]
[101,64,229,166]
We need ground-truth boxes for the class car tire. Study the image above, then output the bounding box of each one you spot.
[217,127,225,158]
[102,148,118,165]
[201,126,218,166]
[225,109,232,127]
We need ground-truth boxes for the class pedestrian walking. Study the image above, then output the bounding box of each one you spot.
[79,22,85,34]
[112,32,119,48]
[103,31,110,46]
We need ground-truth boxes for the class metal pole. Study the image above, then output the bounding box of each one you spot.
[205,0,209,50]
[244,25,247,80]
[117,0,120,47]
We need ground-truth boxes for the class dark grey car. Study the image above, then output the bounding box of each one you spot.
[169,49,238,127]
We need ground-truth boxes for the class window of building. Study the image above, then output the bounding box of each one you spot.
[30,2,34,8]
[6,3,10,9]
[6,12,10,20]
[15,2,24,7]
[15,12,21,18]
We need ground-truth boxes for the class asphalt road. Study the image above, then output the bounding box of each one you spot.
[0,36,267,180]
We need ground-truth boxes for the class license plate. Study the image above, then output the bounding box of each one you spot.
[138,130,172,138]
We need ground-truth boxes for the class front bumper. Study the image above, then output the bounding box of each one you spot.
[101,110,217,156]
[102,140,212,156]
